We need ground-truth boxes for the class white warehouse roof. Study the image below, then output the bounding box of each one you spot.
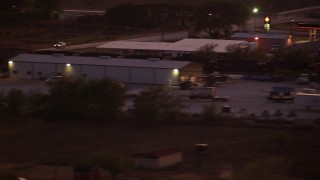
[11,54,191,69]
[96,38,247,53]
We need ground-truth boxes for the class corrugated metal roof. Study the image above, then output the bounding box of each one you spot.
[231,32,290,39]
[171,38,247,52]
[96,38,247,53]
[11,54,191,69]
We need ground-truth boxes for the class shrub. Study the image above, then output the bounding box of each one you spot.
[275,131,291,149]
[89,151,130,180]
[133,86,184,127]
[237,156,292,180]
[200,104,219,122]
[44,78,126,122]
[0,89,27,121]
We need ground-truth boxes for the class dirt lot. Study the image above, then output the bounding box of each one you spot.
[0,121,320,179]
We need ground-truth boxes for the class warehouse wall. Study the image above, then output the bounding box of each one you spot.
[32,63,56,79]
[81,65,105,80]
[9,62,33,79]
[106,66,130,83]
[9,62,187,86]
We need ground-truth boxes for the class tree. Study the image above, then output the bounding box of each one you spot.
[1,89,27,119]
[194,1,250,38]
[105,4,148,28]
[133,86,184,127]
[44,78,126,121]
[0,0,32,13]
[34,0,62,16]
[89,151,130,180]
[272,49,312,72]
[237,156,292,180]
[104,3,194,30]
[0,171,18,180]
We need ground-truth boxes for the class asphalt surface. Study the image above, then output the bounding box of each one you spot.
[176,79,320,124]
[126,79,320,124]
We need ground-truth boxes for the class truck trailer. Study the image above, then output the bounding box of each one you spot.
[189,87,229,101]
[294,92,320,108]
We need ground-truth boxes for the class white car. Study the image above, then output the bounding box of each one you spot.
[45,75,62,83]
[54,42,66,48]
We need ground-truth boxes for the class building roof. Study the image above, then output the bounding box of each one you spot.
[171,39,247,52]
[10,53,191,69]
[298,22,320,30]
[278,5,320,16]
[133,147,182,159]
[96,38,247,53]
[230,32,290,39]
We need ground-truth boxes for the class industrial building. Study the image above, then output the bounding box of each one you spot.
[229,32,293,52]
[8,53,201,85]
[96,38,248,57]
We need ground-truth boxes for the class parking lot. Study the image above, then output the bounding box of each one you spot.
[0,78,319,124]
[178,79,320,124]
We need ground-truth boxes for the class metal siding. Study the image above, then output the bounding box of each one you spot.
[56,64,65,76]
[155,69,175,85]
[131,68,154,84]
[68,64,81,77]
[106,66,130,83]
[32,63,56,80]
[81,65,105,80]
[10,62,33,79]
[56,64,80,77]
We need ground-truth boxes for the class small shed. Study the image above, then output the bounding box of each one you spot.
[133,147,182,169]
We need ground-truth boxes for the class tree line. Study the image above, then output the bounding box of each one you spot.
[0,0,250,39]
[0,78,191,127]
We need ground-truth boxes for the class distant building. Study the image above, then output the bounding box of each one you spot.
[8,53,202,86]
[96,38,249,58]
[229,32,293,52]
[285,40,320,60]
[133,147,182,169]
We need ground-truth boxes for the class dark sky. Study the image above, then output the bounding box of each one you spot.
[62,0,320,11]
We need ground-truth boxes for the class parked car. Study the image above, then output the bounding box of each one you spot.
[54,42,66,48]
[45,75,62,83]
[297,74,310,85]
[270,45,279,53]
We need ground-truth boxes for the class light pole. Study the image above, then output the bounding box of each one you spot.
[290,19,294,35]
[253,8,258,32]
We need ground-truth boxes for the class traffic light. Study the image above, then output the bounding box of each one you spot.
[264,16,271,31]
[264,16,271,24]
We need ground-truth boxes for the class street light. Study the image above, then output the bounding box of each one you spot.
[290,19,294,35]
[252,8,258,32]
